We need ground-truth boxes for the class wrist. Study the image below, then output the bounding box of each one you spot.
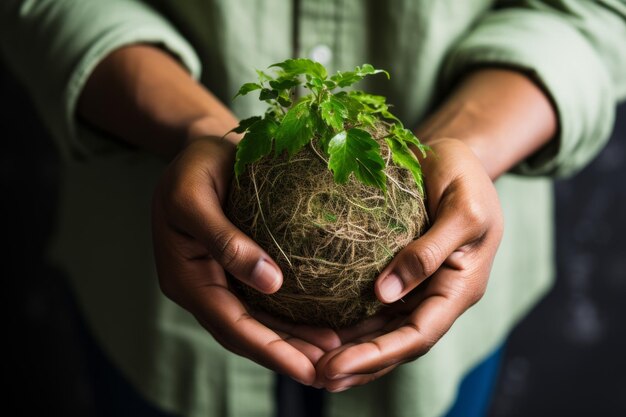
[415,68,557,180]
[184,115,242,149]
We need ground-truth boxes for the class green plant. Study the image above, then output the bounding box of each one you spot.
[230,58,428,193]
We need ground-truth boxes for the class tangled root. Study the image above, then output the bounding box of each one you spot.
[227,132,428,328]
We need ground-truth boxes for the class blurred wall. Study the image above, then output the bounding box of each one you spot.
[2,61,625,416]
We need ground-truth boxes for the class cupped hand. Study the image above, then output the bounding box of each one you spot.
[314,138,504,391]
[151,136,341,385]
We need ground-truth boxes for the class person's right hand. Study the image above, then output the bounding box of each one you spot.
[151,136,341,385]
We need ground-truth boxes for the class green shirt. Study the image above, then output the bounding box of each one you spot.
[2,1,625,416]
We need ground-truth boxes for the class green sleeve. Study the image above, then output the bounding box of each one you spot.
[0,0,201,159]
[441,0,626,177]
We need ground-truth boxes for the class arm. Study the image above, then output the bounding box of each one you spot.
[78,45,340,384]
[416,69,556,180]
[1,0,340,385]
[315,0,626,392]
[315,68,554,391]
[77,45,240,157]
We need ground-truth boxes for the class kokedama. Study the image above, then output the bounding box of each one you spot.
[226,59,429,328]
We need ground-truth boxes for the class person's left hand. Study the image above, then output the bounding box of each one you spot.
[313,138,504,392]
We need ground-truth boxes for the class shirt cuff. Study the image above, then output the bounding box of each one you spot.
[65,24,201,159]
[440,8,616,177]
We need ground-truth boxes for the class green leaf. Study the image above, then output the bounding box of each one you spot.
[269,78,300,91]
[230,116,262,134]
[255,70,271,82]
[330,71,362,88]
[235,118,278,177]
[330,64,389,88]
[259,88,278,101]
[356,112,376,128]
[348,91,387,110]
[270,58,327,80]
[320,95,348,131]
[391,124,429,157]
[274,99,318,156]
[385,136,424,193]
[309,77,324,89]
[333,91,365,119]
[234,82,262,98]
[277,95,292,107]
[328,128,386,190]
[349,91,401,122]
[357,64,390,79]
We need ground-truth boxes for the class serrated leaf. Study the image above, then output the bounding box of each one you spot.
[385,136,424,193]
[357,64,390,79]
[356,112,376,127]
[316,122,334,154]
[330,64,389,88]
[333,91,366,119]
[277,96,292,107]
[234,82,262,98]
[309,77,324,89]
[274,100,317,156]
[259,88,278,101]
[269,78,300,91]
[348,91,387,110]
[235,118,277,176]
[330,71,363,88]
[270,58,327,80]
[391,124,428,157]
[320,95,348,131]
[328,128,386,190]
[256,70,271,82]
[230,116,262,134]
[380,109,401,123]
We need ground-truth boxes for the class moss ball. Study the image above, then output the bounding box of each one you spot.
[227,140,428,328]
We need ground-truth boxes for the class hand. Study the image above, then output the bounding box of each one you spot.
[151,136,340,385]
[314,138,504,391]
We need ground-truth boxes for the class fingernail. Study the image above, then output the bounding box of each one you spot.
[294,377,310,386]
[379,273,404,302]
[329,385,350,393]
[251,259,281,293]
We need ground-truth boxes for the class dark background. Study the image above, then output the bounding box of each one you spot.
[2,60,625,416]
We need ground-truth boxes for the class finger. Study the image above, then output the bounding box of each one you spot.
[190,279,317,385]
[254,310,342,352]
[153,216,316,384]
[314,328,391,390]
[375,206,484,303]
[323,364,397,393]
[277,333,326,365]
[158,173,283,294]
[328,269,473,377]
[334,313,391,344]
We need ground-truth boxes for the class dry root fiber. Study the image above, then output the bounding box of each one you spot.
[227,136,428,329]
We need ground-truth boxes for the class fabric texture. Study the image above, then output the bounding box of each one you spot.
[1,1,625,416]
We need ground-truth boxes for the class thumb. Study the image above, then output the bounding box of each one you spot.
[204,213,283,294]
[158,177,283,294]
[375,206,477,303]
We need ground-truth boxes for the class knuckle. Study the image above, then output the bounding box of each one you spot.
[407,243,440,278]
[405,323,437,357]
[165,176,203,218]
[467,282,487,306]
[463,200,488,230]
[213,228,243,270]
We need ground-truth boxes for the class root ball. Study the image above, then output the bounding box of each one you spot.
[227,137,428,328]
